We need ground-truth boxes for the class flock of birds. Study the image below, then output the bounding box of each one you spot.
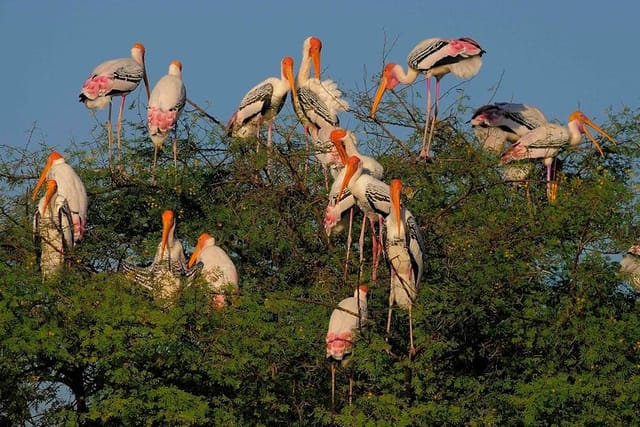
[30,34,629,408]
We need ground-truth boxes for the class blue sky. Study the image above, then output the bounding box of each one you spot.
[1,0,637,153]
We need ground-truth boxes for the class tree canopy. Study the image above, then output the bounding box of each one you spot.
[1,77,639,426]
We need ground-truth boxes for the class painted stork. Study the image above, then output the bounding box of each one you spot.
[620,245,640,291]
[330,128,384,180]
[370,37,485,159]
[290,36,349,139]
[500,111,616,201]
[385,179,425,354]
[326,284,368,409]
[227,57,296,154]
[188,233,239,308]
[33,180,74,280]
[79,42,150,165]
[337,156,391,282]
[32,151,88,242]
[471,102,548,183]
[148,60,187,185]
[120,210,198,301]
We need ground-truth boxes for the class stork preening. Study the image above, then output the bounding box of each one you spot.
[326,284,368,410]
[147,60,187,185]
[227,57,296,156]
[371,37,485,159]
[471,102,548,185]
[80,43,150,166]
[385,179,425,355]
[500,111,616,201]
[188,233,239,308]
[32,151,88,242]
[33,180,74,280]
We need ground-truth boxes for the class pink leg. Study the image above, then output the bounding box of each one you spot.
[266,122,273,174]
[151,145,159,186]
[343,207,354,280]
[116,95,126,166]
[358,215,367,280]
[420,78,433,158]
[369,217,379,283]
[425,79,441,157]
[107,102,113,167]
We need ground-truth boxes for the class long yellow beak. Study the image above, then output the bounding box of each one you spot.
[42,179,58,214]
[329,129,349,164]
[309,37,322,80]
[32,151,63,201]
[282,56,298,107]
[188,233,211,268]
[337,156,360,202]
[160,210,175,260]
[390,179,403,236]
[580,114,616,157]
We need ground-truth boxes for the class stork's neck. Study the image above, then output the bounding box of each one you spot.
[567,120,583,146]
[395,64,419,85]
[296,52,312,87]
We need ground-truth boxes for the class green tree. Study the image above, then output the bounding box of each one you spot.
[0,80,639,425]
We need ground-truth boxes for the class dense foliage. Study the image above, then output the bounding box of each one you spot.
[1,82,639,426]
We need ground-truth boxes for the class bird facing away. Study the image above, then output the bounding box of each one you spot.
[33,179,74,280]
[32,151,88,242]
[371,37,485,159]
[471,102,548,183]
[500,111,616,201]
[385,179,425,354]
[227,57,296,153]
[80,43,150,166]
[148,60,187,185]
[188,233,239,308]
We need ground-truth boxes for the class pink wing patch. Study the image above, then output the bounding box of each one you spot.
[82,76,113,99]
[326,331,354,360]
[148,107,178,134]
[323,202,340,235]
[500,143,527,163]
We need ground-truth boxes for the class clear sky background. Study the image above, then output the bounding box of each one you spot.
[1,0,637,153]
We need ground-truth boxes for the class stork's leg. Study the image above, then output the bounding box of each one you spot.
[343,207,354,281]
[370,217,380,283]
[116,95,126,167]
[426,79,441,157]
[348,370,353,407]
[358,215,367,280]
[331,362,336,413]
[409,305,415,357]
[151,145,159,186]
[266,122,273,175]
[386,281,394,342]
[107,102,114,168]
[420,78,433,158]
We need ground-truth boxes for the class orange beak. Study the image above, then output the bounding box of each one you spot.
[572,111,616,157]
[337,156,360,202]
[329,129,349,164]
[282,56,298,107]
[188,233,211,268]
[390,179,403,236]
[32,151,63,201]
[370,63,397,119]
[42,179,58,214]
[137,43,151,100]
[309,37,322,80]
[160,210,175,260]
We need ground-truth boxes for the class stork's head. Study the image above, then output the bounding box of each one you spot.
[160,210,175,260]
[568,111,616,157]
[169,60,183,76]
[307,37,322,79]
[329,129,349,164]
[131,42,150,99]
[188,232,215,268]
[281,57,297,105]
[336,156,361,203]
[32,151,64,201]
[371,63,401,118]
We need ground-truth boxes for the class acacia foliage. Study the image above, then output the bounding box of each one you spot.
[0,91,639,425]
